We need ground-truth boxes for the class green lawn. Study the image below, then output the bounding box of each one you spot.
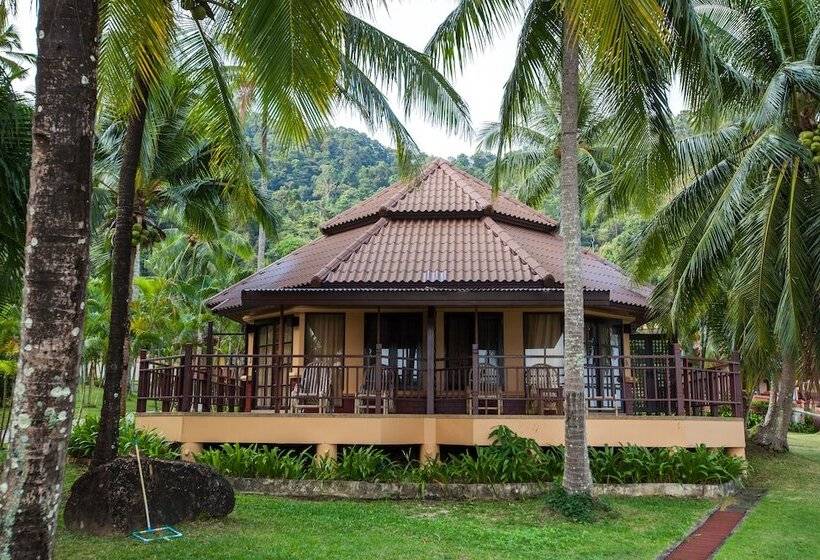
[56,489,710,560]
[716,433,820,560]
[53,434,820,560]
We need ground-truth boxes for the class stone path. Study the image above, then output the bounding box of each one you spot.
[662,488,765,560]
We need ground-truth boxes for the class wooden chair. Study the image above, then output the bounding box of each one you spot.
[354,363,395,414]
[292,358,334,414]
[525,364,563,415]
[472,364,504,415]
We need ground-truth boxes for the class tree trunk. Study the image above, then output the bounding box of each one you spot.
[559,17,593,494]
[92,78,150,467]
[754,354,796,452]
[256,112,269,270]
[0,1,98,556]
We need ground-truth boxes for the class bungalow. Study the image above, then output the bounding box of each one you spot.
[135,160,745,460]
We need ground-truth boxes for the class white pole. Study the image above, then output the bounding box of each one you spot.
[134,444,152,530]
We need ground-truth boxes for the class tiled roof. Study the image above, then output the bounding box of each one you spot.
[320,159,557,233]
[207,160,650,313]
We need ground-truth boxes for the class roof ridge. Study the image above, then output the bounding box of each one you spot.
[310,217,390,286]
[482,217,553,284]
[379,160,443,212]
[436,160,490,210]
[445,162,559,226]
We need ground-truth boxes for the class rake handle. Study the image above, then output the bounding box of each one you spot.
[134,443,152,530]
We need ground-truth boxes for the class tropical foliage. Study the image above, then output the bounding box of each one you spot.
[68,415,178,460]
[196,427,746,485]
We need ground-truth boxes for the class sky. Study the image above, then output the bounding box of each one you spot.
[10,1,684,157]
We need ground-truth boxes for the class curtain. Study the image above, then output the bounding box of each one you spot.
[305,314,345,359]
[524,313,562,350]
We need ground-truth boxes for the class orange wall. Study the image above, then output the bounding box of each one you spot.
[137,413,745,454]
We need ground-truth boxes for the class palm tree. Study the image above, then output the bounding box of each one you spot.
[92,67,274,416]
[477,75,616,214]
[0,73,29,304]
[616,0,820,452]
[92,0,471,466]
[0,0,98,556]
[0,5,35,81]
[426,0,708,494]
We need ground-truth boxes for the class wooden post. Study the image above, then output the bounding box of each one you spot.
[471,343,479,415]
[673,343,685,416]
[180,343,194,412]
[136,349,148,413]
[730,351,742,417]
[374,343,383,414]
[276,306,285,413]
[243,323,254,413]
[426,306,435,414]
[708,364,718,417]
[203,321,214,412]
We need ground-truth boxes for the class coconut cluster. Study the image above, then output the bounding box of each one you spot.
[131,222,161,247]
[798,128,820,163]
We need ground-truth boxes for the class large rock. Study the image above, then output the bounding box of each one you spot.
[64,457,234,535]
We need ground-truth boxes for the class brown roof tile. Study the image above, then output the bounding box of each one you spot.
[207,161,649,313]
[323,218,543,284]
[320,159,557,233]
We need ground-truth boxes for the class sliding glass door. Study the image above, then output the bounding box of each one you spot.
[364,312,423,390]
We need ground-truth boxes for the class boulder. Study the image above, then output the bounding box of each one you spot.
[64,457,234,535]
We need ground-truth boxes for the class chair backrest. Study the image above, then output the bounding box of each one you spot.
[477,365,502,393]
[302,359,333,396]
[526,364,559,390]
[360,363,394,393]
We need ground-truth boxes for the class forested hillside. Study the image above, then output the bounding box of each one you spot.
[249,125,629,266]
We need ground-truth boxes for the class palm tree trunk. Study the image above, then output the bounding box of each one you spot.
[0,1,98,555]
[92,78,149,467]
[754,353,796,452]
[559,17,593,494]
[256,112,269,270]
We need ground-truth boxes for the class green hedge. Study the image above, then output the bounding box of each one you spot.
[196,426,745,485]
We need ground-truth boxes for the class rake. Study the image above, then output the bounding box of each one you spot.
[129,443,183,543]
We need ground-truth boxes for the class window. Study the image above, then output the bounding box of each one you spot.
[523,313,563,368]
[305,313,345,362]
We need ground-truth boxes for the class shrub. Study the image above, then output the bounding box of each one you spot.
[304,455,337,480]
[68,415,177,460]
[789,416,819,434]
[190,428,745,485]
[545,482,609,523]
[336,446,394,481]
[590,444,744,485]
[195,444,309,478]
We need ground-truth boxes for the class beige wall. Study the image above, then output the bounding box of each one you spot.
[137,413,745,454]
[245,305,635,363]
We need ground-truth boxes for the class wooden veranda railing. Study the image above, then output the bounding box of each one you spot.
[135,344,743,417]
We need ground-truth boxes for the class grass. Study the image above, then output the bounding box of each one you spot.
[715,433,820,560]
[51,434,820,559]
[56,484,710,560]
